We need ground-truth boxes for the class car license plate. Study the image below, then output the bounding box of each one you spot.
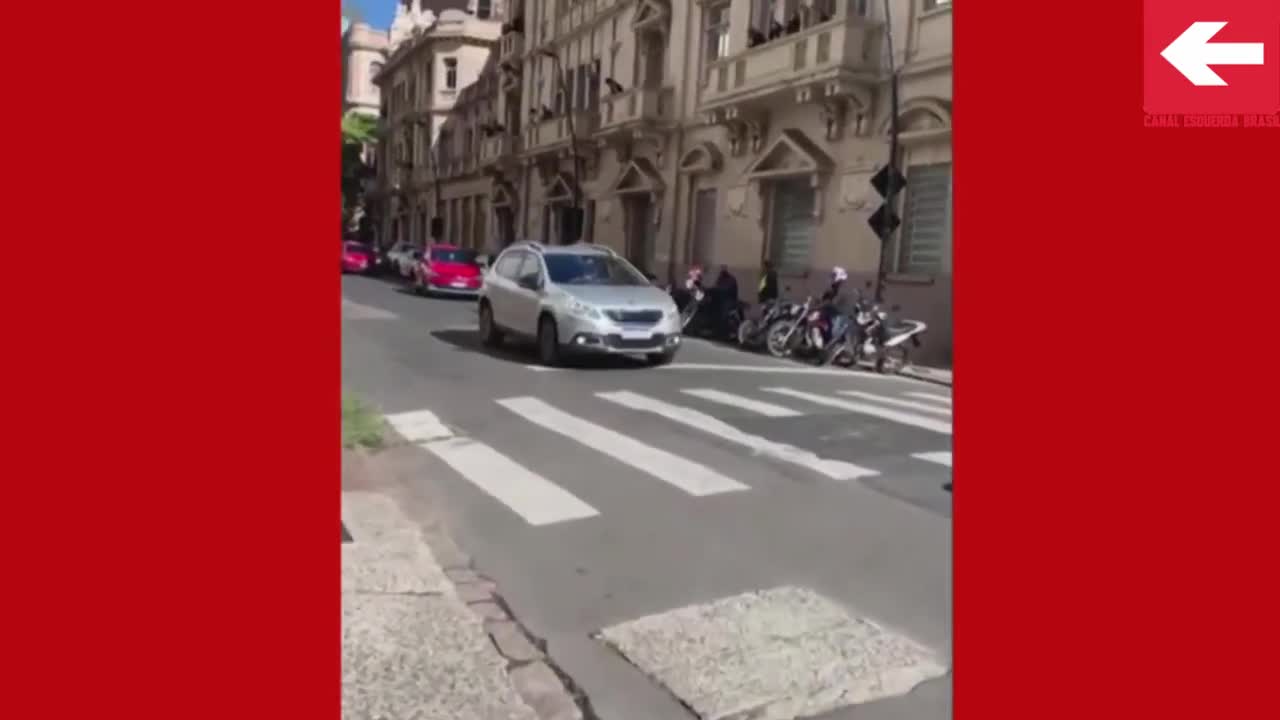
[451,280,468,288]
[621,329,651,341]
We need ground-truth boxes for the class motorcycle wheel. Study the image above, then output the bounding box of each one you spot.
[818,337,847,367]
[764,320,797,358]
[680,302,698,329]
[876,346,909,374]
[736,319,756,346]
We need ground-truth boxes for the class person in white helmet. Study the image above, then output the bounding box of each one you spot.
[814,266,855,346]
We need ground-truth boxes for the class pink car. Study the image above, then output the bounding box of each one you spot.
[341,241,374,274]
[411,244,484,297]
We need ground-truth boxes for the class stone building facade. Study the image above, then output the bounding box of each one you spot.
[370,1,508,250]
[371,0,953,364]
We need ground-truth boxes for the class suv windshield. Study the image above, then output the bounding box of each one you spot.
[430,248,479,264]
[544,253,649,286]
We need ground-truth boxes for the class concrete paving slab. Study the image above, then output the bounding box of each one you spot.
[343,591,536,720]
[597,586,947,720]
[341,532,452,595]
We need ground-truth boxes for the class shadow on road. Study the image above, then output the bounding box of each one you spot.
[392,285,477,301]
[430,329,652,371]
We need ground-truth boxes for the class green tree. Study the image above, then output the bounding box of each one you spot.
[342,113,379,238]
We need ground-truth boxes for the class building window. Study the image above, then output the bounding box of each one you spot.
[369,62,384,86]
[444,58,458,90]
[705,3,731,63]
[767,179,816,272]
[476,0,493,19]
[896,163,952,275]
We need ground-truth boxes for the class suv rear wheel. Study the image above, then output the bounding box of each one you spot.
[478,302,503,347]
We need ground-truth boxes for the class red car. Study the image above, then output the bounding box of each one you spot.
[341,241,375,274]
[412,244,483,297]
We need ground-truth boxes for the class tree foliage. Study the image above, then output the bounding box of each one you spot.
[342,113,379,237]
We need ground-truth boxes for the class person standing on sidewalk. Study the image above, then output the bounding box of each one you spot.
[757,260,779,304]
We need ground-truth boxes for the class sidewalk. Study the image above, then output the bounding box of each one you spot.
[342,489,583,720]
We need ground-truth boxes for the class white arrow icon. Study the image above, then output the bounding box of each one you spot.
[1161,21,1264,86]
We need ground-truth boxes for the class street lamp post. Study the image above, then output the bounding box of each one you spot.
[537,48,583,243]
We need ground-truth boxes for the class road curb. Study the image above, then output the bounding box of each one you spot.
[357,440,597,720]
[431,537,597,720]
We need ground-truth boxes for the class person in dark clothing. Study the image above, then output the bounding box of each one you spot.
[757,261,779,304]
[709,265,740,335]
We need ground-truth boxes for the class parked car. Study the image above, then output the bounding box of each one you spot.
[411,244,484,297]
[386,242,423,278]
[477,242,682,367]
[341,241,376,274]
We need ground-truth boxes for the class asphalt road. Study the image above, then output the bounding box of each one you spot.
[342,274,952,720]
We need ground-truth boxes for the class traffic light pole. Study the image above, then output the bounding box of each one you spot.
[875,0,902,304]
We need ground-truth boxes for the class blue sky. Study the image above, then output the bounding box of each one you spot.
[344,0,395,30]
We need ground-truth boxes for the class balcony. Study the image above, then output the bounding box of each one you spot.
[596,87,674,138]
[480,133,522,171]
[523,111,600,155]
[500,31,524,63]
[699,0,881,114]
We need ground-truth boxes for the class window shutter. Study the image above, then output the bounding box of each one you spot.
[898,163,951,274]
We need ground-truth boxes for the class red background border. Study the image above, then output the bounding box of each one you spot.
[4,1,336,717]
[962,1,1280,717]
[4,1,1279,718]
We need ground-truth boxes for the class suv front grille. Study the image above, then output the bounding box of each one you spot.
[605,309,663,324]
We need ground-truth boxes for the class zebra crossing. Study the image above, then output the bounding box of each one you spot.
[386,385,953,528]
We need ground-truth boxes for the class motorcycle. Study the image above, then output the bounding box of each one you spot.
[736,296,801,350]
[675,282,744,340]
[764,297,820,358]
[821,299,928,374]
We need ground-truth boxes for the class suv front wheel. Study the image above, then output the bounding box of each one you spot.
[536,315,562,367]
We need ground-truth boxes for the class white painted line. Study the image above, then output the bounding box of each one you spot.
[837,391,952,416]
[763,388,953,435]
[523,365,560,372]
[384,409,453,442]
[679,389,803,417]
[423,437,599,526]
[656,363,923,380]
[497,396,749,496]
[905,392,952,406]
[912,451,952,467]
[599,391,877,481]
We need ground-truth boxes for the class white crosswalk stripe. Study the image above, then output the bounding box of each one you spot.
[837,391,952,417]
[679,388,803,417]
[423,437,600,526]
[496,396,750,497]
[384,409,453,443]
[912,451,952,468]
[598,391,878,481]
[905,392,952,406]
[762,387,953,435]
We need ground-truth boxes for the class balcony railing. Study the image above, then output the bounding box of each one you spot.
[480,134,522,167]
[523,111,600,154]
[700,0,880,110]
[597,87,674,135]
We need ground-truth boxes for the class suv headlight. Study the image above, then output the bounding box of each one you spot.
[565,297,601,319]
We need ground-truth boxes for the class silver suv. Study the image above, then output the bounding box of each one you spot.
[477,242,683,366]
